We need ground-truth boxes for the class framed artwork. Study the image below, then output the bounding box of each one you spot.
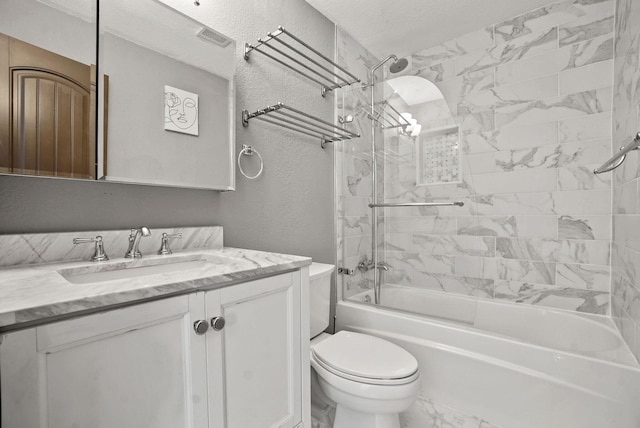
[164,85,199,136]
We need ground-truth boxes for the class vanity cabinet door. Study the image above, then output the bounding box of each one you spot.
[205,271,305,428]
[0,295,208,428]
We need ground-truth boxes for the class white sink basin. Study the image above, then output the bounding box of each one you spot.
[59,258,214,284]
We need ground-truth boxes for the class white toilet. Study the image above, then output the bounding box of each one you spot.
[309,263,421,428]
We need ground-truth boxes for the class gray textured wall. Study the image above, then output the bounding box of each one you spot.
[0,0,336,265]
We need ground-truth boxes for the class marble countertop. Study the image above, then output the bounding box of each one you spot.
[0,247,311,331]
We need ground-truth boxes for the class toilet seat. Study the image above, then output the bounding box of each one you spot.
[311,331,419,386]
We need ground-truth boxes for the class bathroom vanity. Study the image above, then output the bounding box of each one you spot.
[0,227,311,428]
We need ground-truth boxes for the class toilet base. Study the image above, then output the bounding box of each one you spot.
[333,405,400,428]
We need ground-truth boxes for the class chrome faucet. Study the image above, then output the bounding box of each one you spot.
[357,259,389,305]
[124,227,151,258]
[357,259,389,272]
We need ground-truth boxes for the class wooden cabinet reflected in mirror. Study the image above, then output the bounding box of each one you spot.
[0,33,97,179]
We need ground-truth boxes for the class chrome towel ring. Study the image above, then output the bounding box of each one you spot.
[238,144,263,180]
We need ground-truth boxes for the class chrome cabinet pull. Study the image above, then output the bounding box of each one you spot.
[210,316,226,331]
[193,320,209,335]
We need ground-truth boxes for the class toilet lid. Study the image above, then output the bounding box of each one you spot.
[311,331,418,381]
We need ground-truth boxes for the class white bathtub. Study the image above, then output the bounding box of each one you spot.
[337,286,640,428]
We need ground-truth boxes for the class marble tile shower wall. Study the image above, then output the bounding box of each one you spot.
[382,0,616,315]
[335,28,383,299]
[611,0,640,361]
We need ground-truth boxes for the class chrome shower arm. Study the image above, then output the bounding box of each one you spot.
[362,55,399,89]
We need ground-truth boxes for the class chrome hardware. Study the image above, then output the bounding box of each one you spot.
[337,267,355,276]
[357,260,389,272]
[244,26,360,97]
[124,227,151,258]
[338,115,354,124]
[193,320,209,335]
[593,132,640,174]
[362,54,401,90]
[357,259,389,305]
[242,102,360,149]
[358,259,389,306]
[157,232,182,255]
[73,235,109,262]
[368,201,464,208]
[210,316,226,331]
[238,145,264,180]
[365,100,413,131]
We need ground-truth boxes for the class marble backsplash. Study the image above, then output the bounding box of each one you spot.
[0,226,223,267]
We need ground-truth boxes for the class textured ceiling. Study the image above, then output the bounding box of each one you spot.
[305,0,555,58]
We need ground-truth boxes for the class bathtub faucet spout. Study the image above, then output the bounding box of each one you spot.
[357,260,389,272]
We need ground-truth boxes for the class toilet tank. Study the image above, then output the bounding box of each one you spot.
[309,263,334,338]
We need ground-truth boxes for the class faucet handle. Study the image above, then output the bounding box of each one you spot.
[73,235,109,262]
[158,232,182,255]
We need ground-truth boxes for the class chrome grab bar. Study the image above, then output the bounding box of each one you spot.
[368,201,464,208]
[593,132,640,174]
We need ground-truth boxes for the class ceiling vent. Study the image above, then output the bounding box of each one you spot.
[197,28,232,48]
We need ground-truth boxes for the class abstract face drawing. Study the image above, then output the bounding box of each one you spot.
[164,86,199,135]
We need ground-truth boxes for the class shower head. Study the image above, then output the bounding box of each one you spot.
[363,55,411,89]
[389,57,409,74]
[363,54,406,89]
[371,55,398,74]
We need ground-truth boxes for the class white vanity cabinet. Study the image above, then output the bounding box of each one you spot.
[203,270,308,428]
[0,294,205,428]
[0,270,310,428]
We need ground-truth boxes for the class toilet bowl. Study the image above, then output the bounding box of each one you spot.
[308,263,420,428]
[310,331,421,428]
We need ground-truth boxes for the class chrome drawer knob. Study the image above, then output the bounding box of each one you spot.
[193,320,209,335]
[210,316,225,331]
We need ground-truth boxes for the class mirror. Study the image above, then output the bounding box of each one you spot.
[384,75,461,185]
[0,0,236,190]
[0,0,97,179]
[99,0,236,190]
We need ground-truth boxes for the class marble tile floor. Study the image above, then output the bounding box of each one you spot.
[401,396,501,428]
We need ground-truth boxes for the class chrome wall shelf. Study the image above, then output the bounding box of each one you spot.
[244,26,361,97]
[593,132,640,174]
[242,102,360,148]
[366,100,412,130]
